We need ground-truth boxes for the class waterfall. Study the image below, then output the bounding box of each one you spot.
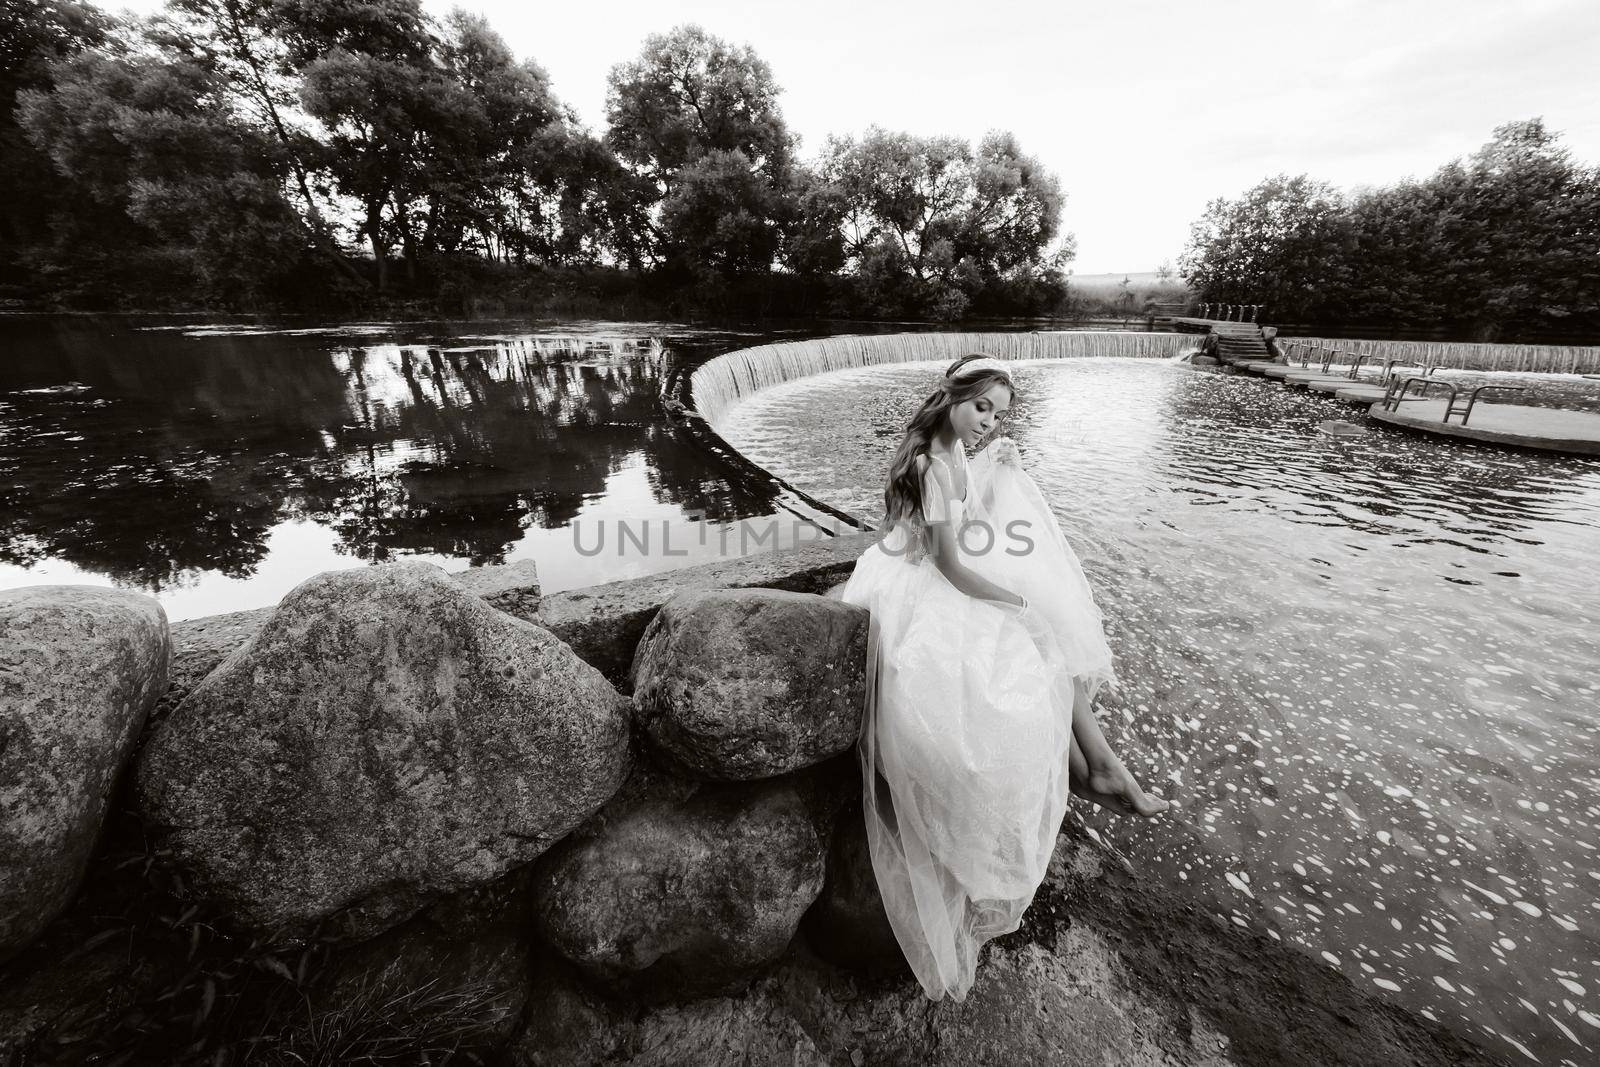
[691,330,1192,429]
[1286,336,1600,374]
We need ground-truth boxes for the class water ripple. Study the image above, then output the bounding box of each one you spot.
[721,357,1600,1067]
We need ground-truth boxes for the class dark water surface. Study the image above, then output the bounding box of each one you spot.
[0,315,834,619]
[721,358,1600,1067]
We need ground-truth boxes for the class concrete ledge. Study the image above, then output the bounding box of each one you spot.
[1334,385,1390,404]
[1367,401,1600,455]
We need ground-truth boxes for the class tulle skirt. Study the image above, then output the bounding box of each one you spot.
[837,451,1115,1001]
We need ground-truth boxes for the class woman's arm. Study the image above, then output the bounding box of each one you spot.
[919,455,1025,608]
[928,520,1025,606]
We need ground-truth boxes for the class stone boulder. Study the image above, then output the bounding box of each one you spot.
[136,561,631,941]
[153,559,543,728]
[531,532,877,690]
[531,771,826,1001]
[631,589,867,780]
[0,586,169,961]
[800,798,907,976]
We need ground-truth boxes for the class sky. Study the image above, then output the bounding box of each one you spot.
[113,0,1600,274]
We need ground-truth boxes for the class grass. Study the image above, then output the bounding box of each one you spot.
[254,976,512,1066]
[1,801,515,1066]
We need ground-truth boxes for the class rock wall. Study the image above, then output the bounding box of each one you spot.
[0,541,1506,1066]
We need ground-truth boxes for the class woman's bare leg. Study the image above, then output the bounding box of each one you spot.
[1068,730,1088,784]
[1070,693,1174,817]
[1067,732,1134,814]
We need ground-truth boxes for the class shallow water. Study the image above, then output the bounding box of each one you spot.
[0,316,822,619]
[720,357,1600,1066]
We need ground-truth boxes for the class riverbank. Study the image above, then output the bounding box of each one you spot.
[1,536,1510,1065]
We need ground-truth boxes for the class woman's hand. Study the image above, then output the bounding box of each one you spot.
[989,437,1020,466]
[993,591,1029,615]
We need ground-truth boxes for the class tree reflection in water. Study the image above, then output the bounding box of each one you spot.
[0,317,788,600]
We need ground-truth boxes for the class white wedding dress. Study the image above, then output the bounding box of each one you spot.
[837,441,1116,1001]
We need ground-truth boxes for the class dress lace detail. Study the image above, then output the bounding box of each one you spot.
[837,441,1116,1001]
[886,448,967,567]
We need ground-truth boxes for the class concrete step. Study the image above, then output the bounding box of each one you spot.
[1334,384,1390,404]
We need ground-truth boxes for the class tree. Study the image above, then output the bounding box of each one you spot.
[422,11,567,262]
[604,24,796,278]
[0,0,111,283]
[270,0,440,290]
[1181,120,1600,335]
[1442,119,1600,337]
[817,127,1070,318]
[162,0,373,287]
[780,164,848,279]
[18,33,310,306]
[1179,174,1347,321]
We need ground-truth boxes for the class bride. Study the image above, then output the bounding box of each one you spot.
[837,352,1174,1001]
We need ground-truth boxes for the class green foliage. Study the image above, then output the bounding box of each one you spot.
[265,976,510,1066]
[604,23,796,282]
[816,127,1072,319]
[1179,173,1345,320]
[0,0,112,283]
[9,801,509,1065]
[16,37,317,307]
[1180,120,1600,337]
[12,4,1077,317]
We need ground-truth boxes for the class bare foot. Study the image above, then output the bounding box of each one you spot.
[1084,763,1175,818]
[1070,777,1140,817]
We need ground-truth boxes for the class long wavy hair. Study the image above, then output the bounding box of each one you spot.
[882,353,1015,528]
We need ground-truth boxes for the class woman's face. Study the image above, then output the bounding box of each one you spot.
[948,381,1012,446]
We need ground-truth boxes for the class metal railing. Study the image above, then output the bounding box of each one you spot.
[1281,342,1437,382]
[1197,303,1265,323]
[1447,384,1526,425]
[1381,378,1521,425]
[1383,376,1457,412]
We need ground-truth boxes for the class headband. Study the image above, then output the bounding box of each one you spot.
[945,356,1012,382]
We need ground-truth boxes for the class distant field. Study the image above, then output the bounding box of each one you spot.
[1069,271,1169,287]
[1065,271,1191,317]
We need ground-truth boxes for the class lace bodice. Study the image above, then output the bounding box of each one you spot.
[885,448,968,566]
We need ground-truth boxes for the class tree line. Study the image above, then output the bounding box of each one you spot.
[1179,120,1600,340]
[1,0,1072,318]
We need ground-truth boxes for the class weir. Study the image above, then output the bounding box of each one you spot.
[1285,336,1600,374]
[689,330,1192,429]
